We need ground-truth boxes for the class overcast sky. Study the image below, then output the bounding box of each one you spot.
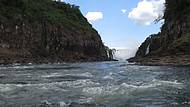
[64,0,165,50]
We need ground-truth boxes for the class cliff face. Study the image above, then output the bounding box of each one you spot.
[0,0,108,64]
[128,0,190,65]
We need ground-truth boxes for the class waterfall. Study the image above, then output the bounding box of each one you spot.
[107,50,110,58]
[106,48,116,59]
[145,44,150,55]
[112,49,116,59]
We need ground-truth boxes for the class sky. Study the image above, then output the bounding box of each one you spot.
[63,0,165,59]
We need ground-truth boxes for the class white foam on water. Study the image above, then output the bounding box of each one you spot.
[78,97,94,104]
[42,72,93,79]
[82,78,184,100]
[82,83,137,97]
[119,70,125,73]
[103,72,114,80]
[157,80,182,85]
[83,83,129,97]
[41,100,52,106]
[64,79,99,88]
[0,79,100,93]
[82,85,112,96]
[152,79,183,89]
[182,101,190,104]
[65,72,93,78]
[0,84,17,92]
[171,102,179,105]
[0,64,34,70]
[41,73,61,78]
[80,72,94,78]
[28,63,32,65]
[59,101,68,107]
[120,83,149,89]
[82,83,143,104]
[37,80,92,90]
[117,83,157,95]
[103,75,113,80]
[13,63,21,66]
[0,74,5,77]
[12,65,34,69]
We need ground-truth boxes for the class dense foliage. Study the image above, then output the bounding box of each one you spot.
[0,0,92,29]
[164,0,190,20]
[168,33,190,53]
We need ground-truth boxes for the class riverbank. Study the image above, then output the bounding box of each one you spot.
[0,57,117,65]
[128,55,190,66]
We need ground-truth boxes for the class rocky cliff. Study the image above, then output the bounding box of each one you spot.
[128,0,190,66]
[0,0,108,64]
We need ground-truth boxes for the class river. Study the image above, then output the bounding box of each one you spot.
[0,61,190,107]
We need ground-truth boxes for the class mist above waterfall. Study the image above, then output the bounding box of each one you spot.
[113,48,137,61]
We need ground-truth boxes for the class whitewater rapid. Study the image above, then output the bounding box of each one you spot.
[0,62,190,107]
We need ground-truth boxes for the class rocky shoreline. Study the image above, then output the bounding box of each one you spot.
[128,55,190,66]
[0,56,117,65]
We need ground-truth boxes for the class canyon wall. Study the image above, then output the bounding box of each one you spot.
[0,0,108,64]
[128,0,190,65]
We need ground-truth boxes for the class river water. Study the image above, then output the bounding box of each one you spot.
[0,61,190,107]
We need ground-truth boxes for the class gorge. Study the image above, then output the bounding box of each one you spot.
[1,0,190,107]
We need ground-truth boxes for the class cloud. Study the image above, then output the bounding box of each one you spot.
[85,12,103,22]
[121,9,127,14]
[128,0,165,26]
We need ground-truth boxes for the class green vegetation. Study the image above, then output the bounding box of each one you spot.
[0,0,92,30]
[164,0,190,19]
[168,34,190,53]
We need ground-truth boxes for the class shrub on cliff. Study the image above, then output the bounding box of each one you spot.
[0,0,92,30]
[168,34,190,54]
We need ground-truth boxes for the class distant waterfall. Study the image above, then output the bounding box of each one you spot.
[106,49,116,59]
[145,44,150,55]
[107,50,110,58]
[112,49,116,59]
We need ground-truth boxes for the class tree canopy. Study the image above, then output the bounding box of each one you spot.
[0,0,92,30]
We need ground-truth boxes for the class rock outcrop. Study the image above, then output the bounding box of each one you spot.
[128,0,190,66]
[0,0,108,64]
[105,46,117,61]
